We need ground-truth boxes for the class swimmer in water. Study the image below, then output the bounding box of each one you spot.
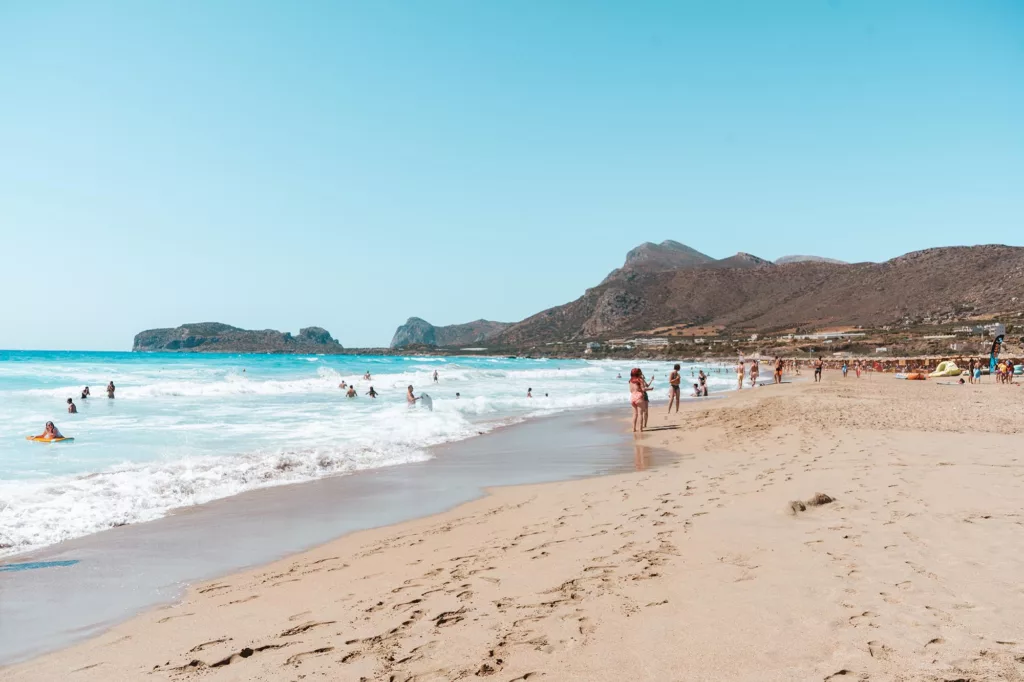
[34,421,64,440]
[346,386,357,398]
[339,381,347,389]
[367,386,378,398]
[67,398,77,414]
[456,392,460,399]
[364,371,372,381]
[433,370,438,383]
[407,385,420,405]
[106,381,116,399]
[527,388,532,398]
[81,386,90,400]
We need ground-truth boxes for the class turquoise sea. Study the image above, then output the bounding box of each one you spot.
[0,351,735,557]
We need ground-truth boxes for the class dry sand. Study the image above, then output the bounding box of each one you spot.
[4,373,1024,681]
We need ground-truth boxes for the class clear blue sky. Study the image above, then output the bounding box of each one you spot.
[1,1,1021,350]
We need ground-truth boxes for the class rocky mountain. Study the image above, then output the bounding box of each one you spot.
[601,240,714,283]
[775,255,847,265]
[602,241,779,283]
[490,245,1024,347]
[390,317,510,349]
[707,252,775,269]
[133,323,345,353]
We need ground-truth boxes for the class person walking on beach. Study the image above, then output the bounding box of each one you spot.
[80,386,90,400]
[640,370,654,429]
[855,360,862,378]
[628,368,652,432]
[750,359,759,387]
[813,356,823,382]
[668,364,681,413]
[67,398,77,413]
[774,357,784,384]
[841,361,848,378]
[406,385,420,405]
[106,381,116,399]
[735,359,745,390]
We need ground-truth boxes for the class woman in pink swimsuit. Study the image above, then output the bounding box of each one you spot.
[629,368,654,432]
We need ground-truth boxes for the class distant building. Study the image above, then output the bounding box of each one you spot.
[586,342,601,350]
[632,338,669,347]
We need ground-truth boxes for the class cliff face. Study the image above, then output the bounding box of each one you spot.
[390,318,510,349]
[133,323,345,353]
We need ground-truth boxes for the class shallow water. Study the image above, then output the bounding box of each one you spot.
[0,351,736,556]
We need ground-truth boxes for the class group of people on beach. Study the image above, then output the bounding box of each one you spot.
[629,358,796,432]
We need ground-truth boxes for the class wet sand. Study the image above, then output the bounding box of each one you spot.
[0,407,672,665]
[4,374,1024,681]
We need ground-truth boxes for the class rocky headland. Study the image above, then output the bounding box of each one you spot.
[389,317,509,349]
[132,323,345,354]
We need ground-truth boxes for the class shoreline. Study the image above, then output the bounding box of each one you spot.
[5,373,1024,680]
[0,403,680,666]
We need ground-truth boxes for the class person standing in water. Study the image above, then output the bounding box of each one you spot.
[106,382,116,399]
[407,385,420,405]
[667,364,681,413]
[698,370,708,396]
[364,371,371,381]
[81,386,90,399]
[67,398,77,413]
[527,388,532,398]
[345,385,357,398]
[433,370,439,383]
[367,386,378,398]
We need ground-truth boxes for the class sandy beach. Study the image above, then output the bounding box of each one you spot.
[4,373,1024,681]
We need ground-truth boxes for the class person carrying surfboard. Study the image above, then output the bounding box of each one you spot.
[407,385,420,405]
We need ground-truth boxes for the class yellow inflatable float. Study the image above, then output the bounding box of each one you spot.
[25,436,74,444]
[929,361,961,378]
